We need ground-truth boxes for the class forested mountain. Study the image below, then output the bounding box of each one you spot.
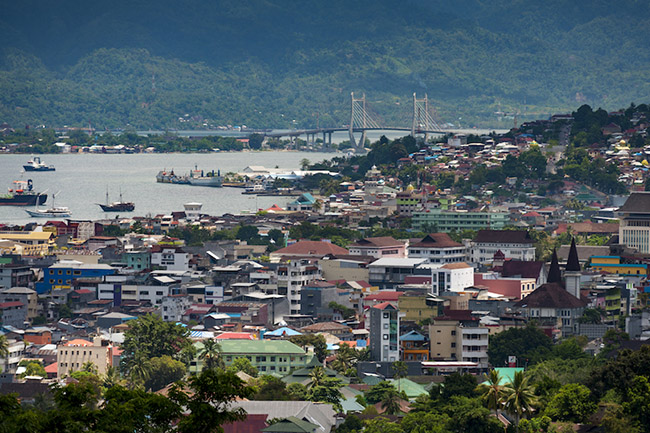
[1,0,649,129]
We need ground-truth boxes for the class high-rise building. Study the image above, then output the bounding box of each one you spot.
[369,302,400,362]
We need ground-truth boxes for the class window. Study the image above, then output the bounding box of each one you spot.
[383,334,389,340]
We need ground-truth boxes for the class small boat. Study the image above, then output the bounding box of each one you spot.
[0,179,47,206]
[23,156,55,172]
[98,189,134,212]
[25,191,71,218]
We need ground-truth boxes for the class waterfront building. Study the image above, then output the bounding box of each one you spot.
[0,231,54,256]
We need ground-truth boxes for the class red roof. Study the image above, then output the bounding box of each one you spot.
[372,301,397,310]
[216,332,255,340]
[0,301,23,309]
[73,289,93,294]
[65,338,93,347]
[44,362,58,373]
[365,291,404,301]
[272,240,348,257]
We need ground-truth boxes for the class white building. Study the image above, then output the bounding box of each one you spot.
[618,192,650,253]
[468,230,536,264]
[369,302,400,362]
[426,262,474,295]
[57,336,113,378]
[161,295,193,322]
[408,233,467,264]
[151,246,191,271]
[276,259,322,315]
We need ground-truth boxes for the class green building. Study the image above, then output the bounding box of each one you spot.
[412,209,508,232]
[191,339,309,375]
[123,249,151,271]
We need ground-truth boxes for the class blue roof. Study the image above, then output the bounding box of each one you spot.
[400,330,427,341]
[264,327,302,337]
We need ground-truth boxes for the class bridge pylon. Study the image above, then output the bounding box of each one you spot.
[349,92,380,151]
[411,93,443,140]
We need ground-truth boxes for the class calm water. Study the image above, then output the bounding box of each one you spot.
[0,152,337,225]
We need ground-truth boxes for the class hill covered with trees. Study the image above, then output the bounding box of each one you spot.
[1,0,649,129]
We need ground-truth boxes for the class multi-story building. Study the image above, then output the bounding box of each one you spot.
[299,281,352,318]
[277,259,322,315]
[0,301,26,328]
[0,338,26,374]
[0,287,38,321]
[123,249,151,271]
[618,192,650,253]
[36,260,116,294]
[428,314,489,371]
[407,233,467,264]
[0,264,33,289]
[0,230,54,256]
[151,246,191,271]
[468,230,536,264]
[161,295,193,322]
[411,209,508,232]
[400,330,429,362]
[368,257,428,290]
[396,190,424,216]
[369,302,399,362]
[57,337,114,378]
[427,262,474,295]
[398,291,448,322]
[191,339,308,375]
[348,237,406,259]
[97,274,171,306]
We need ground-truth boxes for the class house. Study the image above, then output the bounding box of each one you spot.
[0,301,27,328]
[287,193,317,212]
[400,330,429,362]
[0,264,33,289]
[0,287,38,321]
[225,401,336,433]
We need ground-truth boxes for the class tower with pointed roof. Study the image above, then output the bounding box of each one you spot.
[547,249,562,284]
[564,238,582,298]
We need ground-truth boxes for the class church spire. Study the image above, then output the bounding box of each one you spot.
[566,237,581,272]
[547,248,562,284]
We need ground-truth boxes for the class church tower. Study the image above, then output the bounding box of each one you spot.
[564,238,582,298]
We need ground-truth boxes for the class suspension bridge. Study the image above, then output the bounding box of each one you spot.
[261,92,448,151]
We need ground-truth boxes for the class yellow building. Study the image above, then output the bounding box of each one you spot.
[0,231,54,256]
[590,256,648,276]
[398,292,448,322]
[57,337,114,378]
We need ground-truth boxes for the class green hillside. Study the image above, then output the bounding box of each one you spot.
[1,0,649,129]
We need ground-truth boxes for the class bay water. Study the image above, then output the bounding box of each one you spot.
[0,151,337,225]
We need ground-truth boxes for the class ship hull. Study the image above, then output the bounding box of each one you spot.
[0,194,47,206]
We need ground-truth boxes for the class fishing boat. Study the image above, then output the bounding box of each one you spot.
[98,189,134,212]
[0,179,47,206]
[23,156,55,172]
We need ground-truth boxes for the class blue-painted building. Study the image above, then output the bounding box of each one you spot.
[35,261,116,294]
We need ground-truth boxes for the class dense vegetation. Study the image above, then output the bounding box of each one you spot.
[1,0,649,129]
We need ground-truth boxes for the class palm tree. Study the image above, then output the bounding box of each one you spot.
[0,334,9,374]
[102,365,125,389]
[308,366,327,389]
[503,371,537,428]
[128,356,152,389]
[198,339,224,371]
[477,370,504,417]
[81,361,98,375]
[392,361,408,393]
[380,389,402,415]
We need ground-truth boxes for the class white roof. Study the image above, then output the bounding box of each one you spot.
[369,257,428,268]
